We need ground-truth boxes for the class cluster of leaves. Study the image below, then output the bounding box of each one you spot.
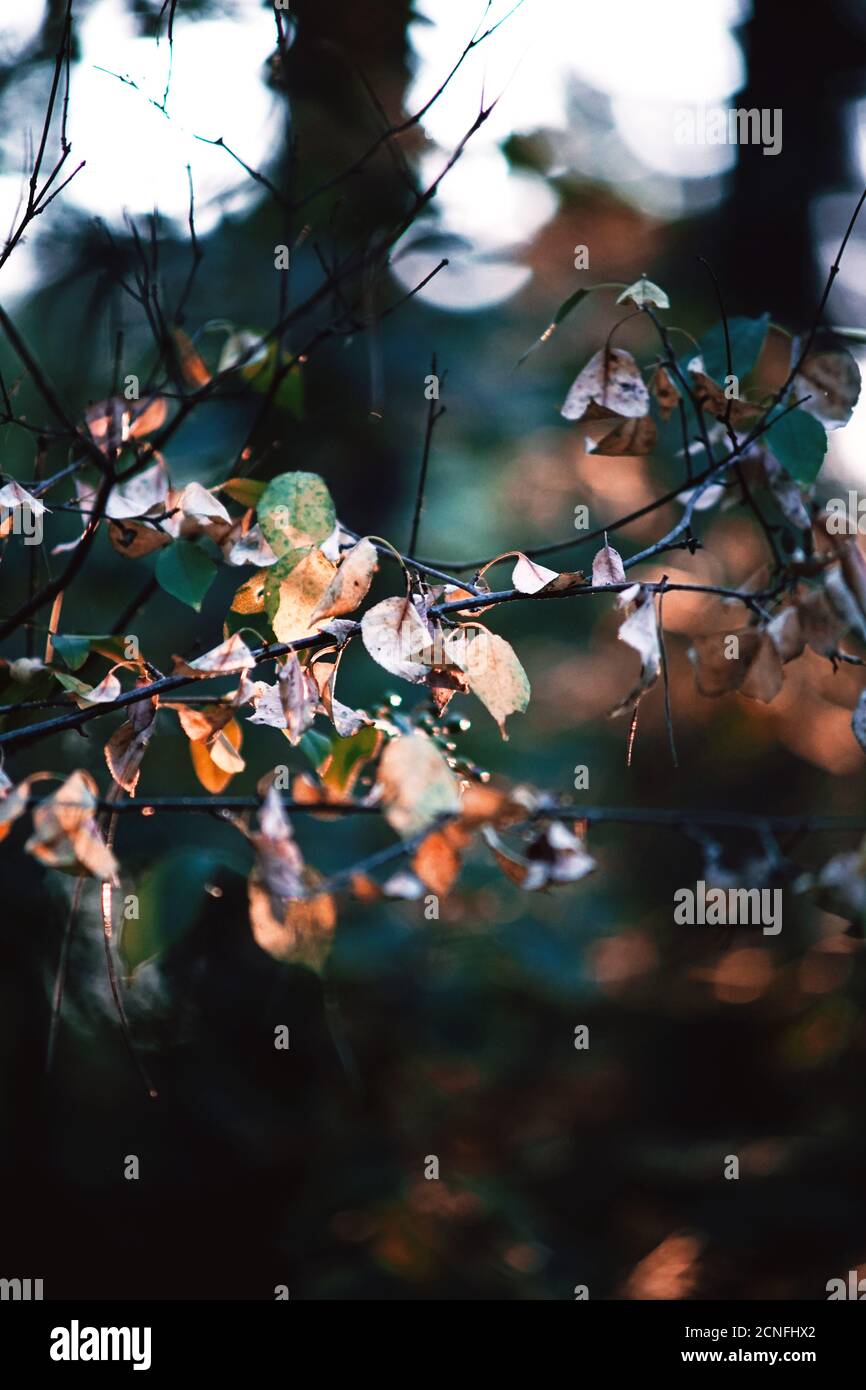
[4,271,866,988]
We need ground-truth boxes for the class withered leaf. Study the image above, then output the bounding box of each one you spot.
[652,365,680,419]
[309,537,379,622]
[172,634,255,678]
[592,541,627,587]
[105,689,157,794]
[794,347,861,430]
[588,414,657,456]
[25,770,118,882]
[561,347,650,422]
[190,718,244,792]
[376,731,460,839]
[610,588,661,716]
[361,595,437,683]
[511,552,560,594]
[271,547,336,642]
[447,628,530,738]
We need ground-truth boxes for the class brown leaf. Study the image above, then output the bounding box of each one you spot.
[248,877,336,972]
[687,364,761,428]
[510,552,560,594]
[689,620,799,705]
[484,820,595,891]
[446,628,530,739]
[231,570,268,614]
[104,689,157,794]
[361,595,438,682]
[652,365,680,419]
[172,634,255,678]
[108,519,171,558]
[190,717,243,792]
[376,732,460,839]
[592,541,627,587]
[174,329,211,388]
[248,653,319,742]
[25,770,118,882]
[610,588,661,716]
[794,347,861,430]
[412,822,472,895]
[0,774,31,843]
[271,548,337,643]
[588,414,657,456]
[309,537,379,621]
[561,348,650,422]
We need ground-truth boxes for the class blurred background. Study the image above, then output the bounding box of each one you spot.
[2,0,866,1300]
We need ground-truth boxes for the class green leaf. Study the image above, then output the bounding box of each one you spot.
[121,848,247,979]
[52,670,93,698]
[692,313,770,383]
[300,729,331,770]
[156,539,217,611]
[766,405,828,485]
[321,724,382,798]
[616,277,669,310]
[51,634,93,671]
[258,470,335,566]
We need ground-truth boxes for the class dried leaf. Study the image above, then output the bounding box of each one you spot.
[376,732,460,839]
[270,548,337,643]
[54,668,122,709]
[412,822,472,895]
[561,348,650,422]
[652,365,680,419]
[511,553,560,594]
[610,587,661,716]
[484,820,595,890]
[0,480,49,518]
[248,653,319,743]
[190,717,243,792]
[244,786,336,973]
[794,347,861,430]
[172,634,255,678]
[105,690,157,794]
[223,524,279,568]
[108,519,172,559]
[588,414,657,456]
[361,595,436,682]
[309,537,379,621]
[448,629,530,739]
[248,876,336,973]
[25,770,118,882]
[0,774,31,843]
[689,623,797,705]
[174,329,211,388]
[231,570,268,614]
[592,542,627,587]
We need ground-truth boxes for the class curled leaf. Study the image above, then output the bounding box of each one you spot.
[511,553,560,594]
[561,347,650,422]
[25,770,118,882]
[172,634,255,678]
[610,587,661,716]
[309,537,379,621]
